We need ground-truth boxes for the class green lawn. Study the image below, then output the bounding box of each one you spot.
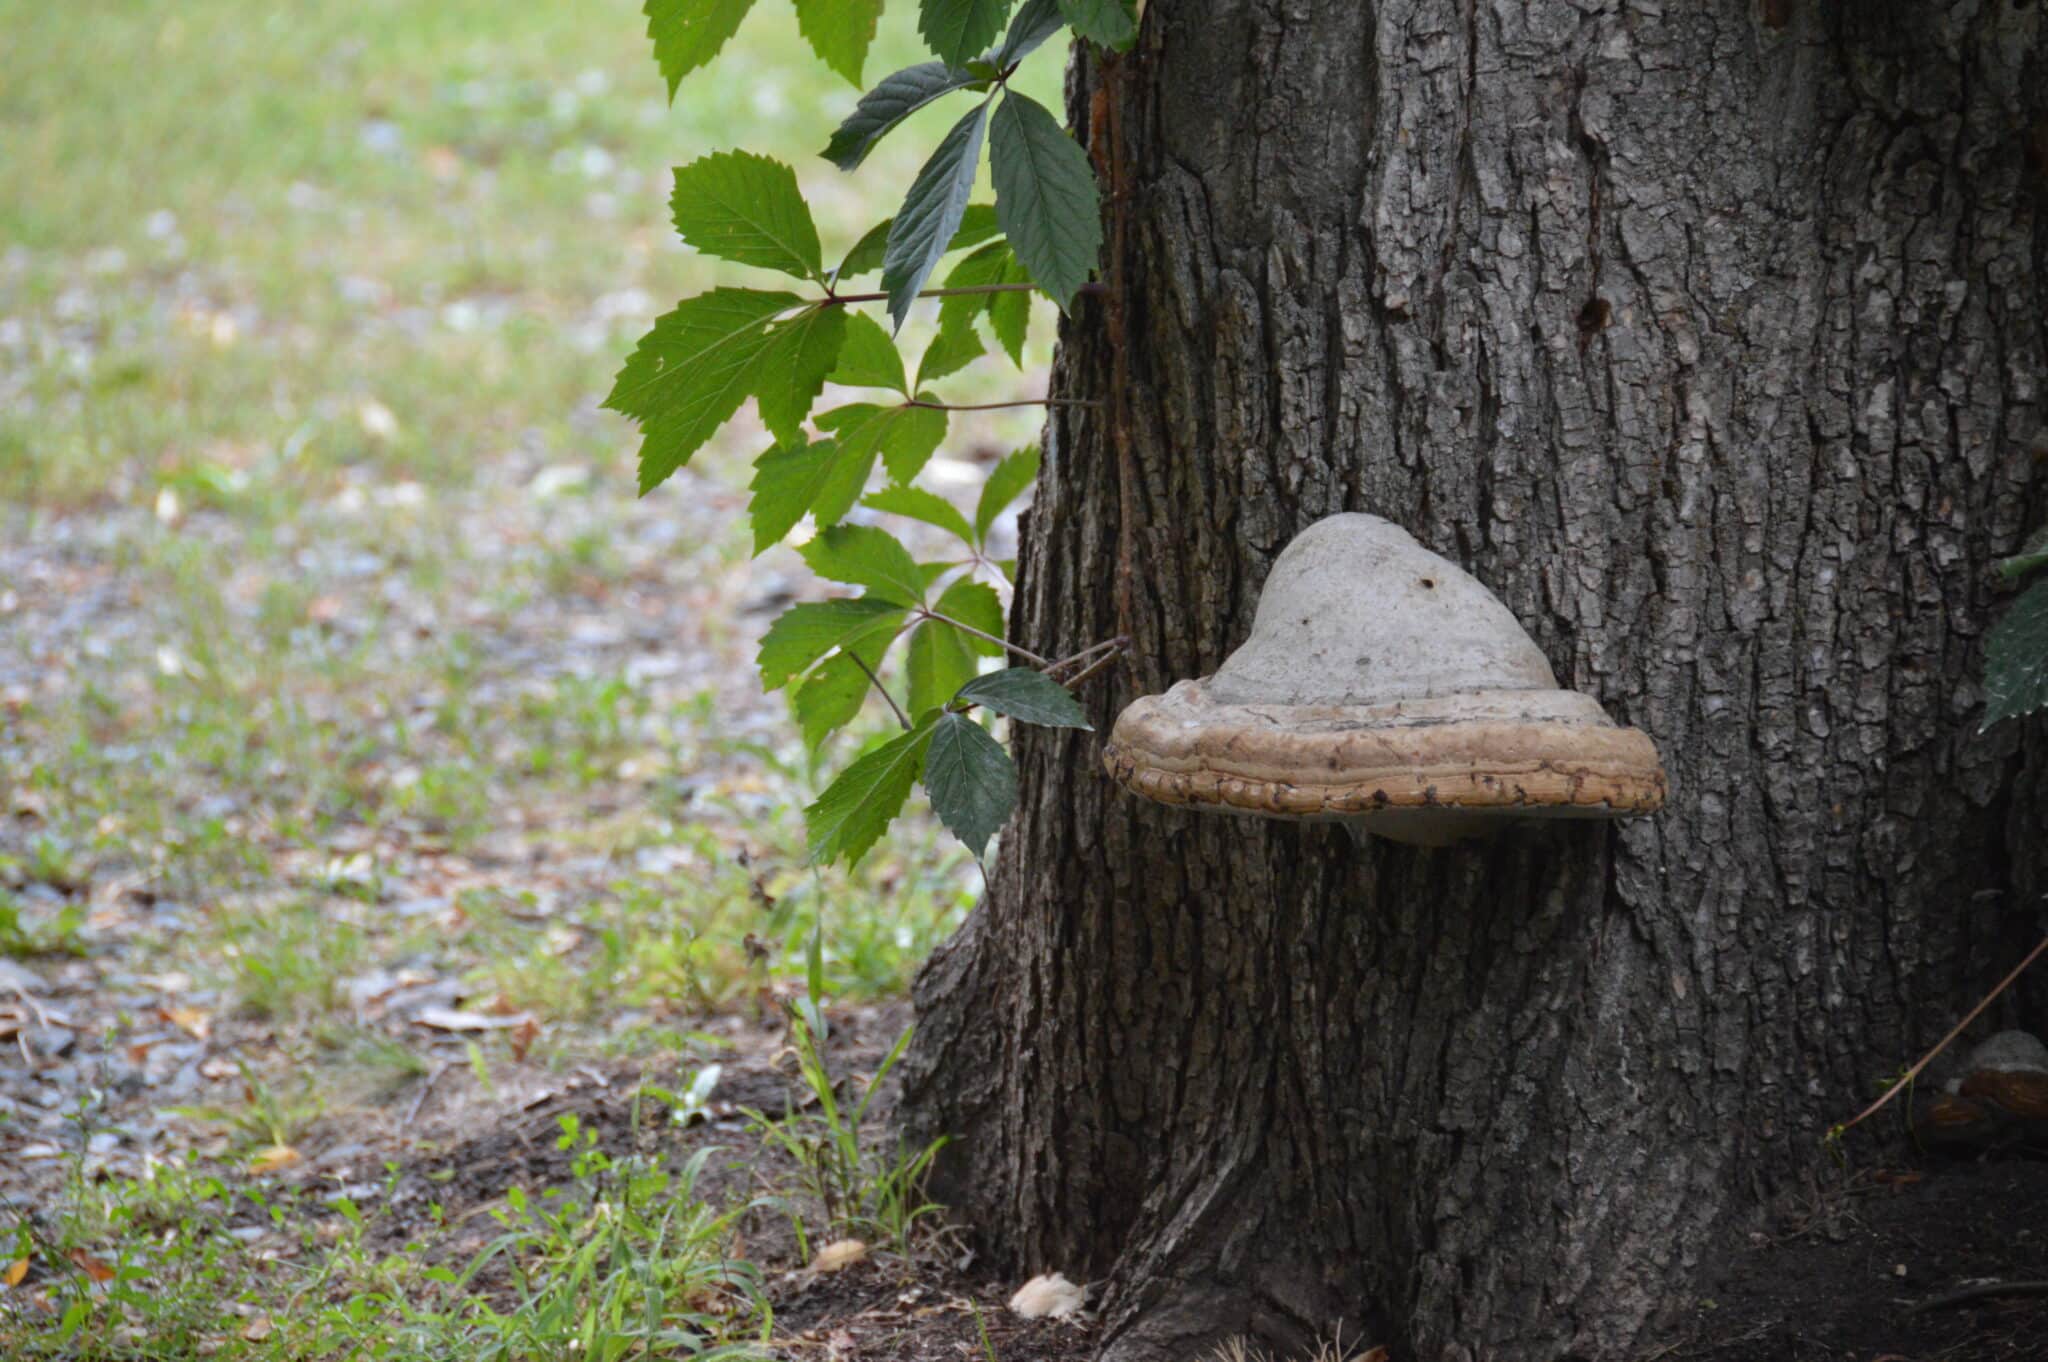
[0,2,1068,1355]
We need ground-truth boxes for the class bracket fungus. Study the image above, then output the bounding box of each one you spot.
[1102,513,1666,846]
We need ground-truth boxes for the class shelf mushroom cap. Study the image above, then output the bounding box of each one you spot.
[1101,513,1666,845]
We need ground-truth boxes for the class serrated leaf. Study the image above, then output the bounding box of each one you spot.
[1057,0,1136,49]
[996,0,1071,66]
[758,597,908,689]
[794,647,881,753]
[813,442,876,527]
[957,666,1090,728]
[907,618,978,717]
[828,311,909,394]
[800,525,928,605]
[918,0,1016,69]
[932,577,1006,656]
[670,151,823,280]
[805,719,937,866]
[987,266,1031,364]
[974,445,1040,541]
[818,400,949,485]
[862,485,977,546]
[1982,578,2048,730]
[823,62,981,174]
[644,0,758,98]
[794,0,884,85]
[934,239,1031,370]
[749,440,838,553]
[917,324,985,386]
[2001,525,2048,580]
[838,204,1001,280]
[990,91,1102,312]
[923,712,1016,857]
[909,578,1005,716]
[883,102,992,329]
[752,306,846,445]
[607,289,800,494]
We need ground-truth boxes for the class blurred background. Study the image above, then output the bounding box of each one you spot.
[0,0,1065,1318]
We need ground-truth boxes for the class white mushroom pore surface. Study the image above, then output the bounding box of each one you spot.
[1102,513,1667,846]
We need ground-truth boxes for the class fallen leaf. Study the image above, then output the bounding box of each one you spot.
[250,1145,301,1174]
[811,1239,868,1273]
[3,1258,26,1287]
[1008,1271,1085,1320]
[241,1316,274,1341]
[162,1006,211,1040]
[66,1249,114,1283]
[510,1015,540,1062]
[413,1006,534,1033]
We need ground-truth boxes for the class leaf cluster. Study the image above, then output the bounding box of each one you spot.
[613,0,1138,866]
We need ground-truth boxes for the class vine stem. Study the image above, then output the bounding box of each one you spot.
[825,281,1109,307]
[847,652,911,732]
[919,608,1055,669]
[1831,931,2048,1142]
[1055,639,1129,691]
[907,397,1101,412]
[1045,635,1129,680]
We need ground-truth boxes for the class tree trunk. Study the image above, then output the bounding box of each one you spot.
[899,3,2048,1359]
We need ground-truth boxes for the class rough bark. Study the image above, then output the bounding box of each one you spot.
[900,3,2048,1359]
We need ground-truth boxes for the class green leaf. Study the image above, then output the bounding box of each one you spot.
[917,324,985,387]
[643,0,757,99]
[957,666,1090,728]
[812,442,877,527]
[996,0,1072,66]
[934,239,1031,369]
[1057,0,1136,49]
[805,719,938,866]
[1982,578,2048,730]
[793,647,880,753]
[987,266,1032,364]
[973,445,1040,541]
[606,289,800,494]
[933,577,1006,656]
[2001,525,2048,580]
[922,712,1017,858]
[749,440,837,553]
[989,91,1102,312]
[754,306,847,445]
[918,0,1016,69]
[883,102,992,330]
[817,400,949,485]
[862,485,977,546]
[794,0,883,86]
[837,204,1001,280]
[828,311,909,394]
[800,525,928,605]
[906,618,977,717]
[822,62,981,173]
[670,151,823,280]
[758,597,907,689]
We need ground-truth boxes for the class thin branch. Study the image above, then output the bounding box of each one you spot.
[848,652,911,732]
[1045,636,1128,680]
[917,608,1056,669]
[1057,642,1127,692]
[906,397,1102,412]
[1831,932,2048,1142]
[825,280,1108,307]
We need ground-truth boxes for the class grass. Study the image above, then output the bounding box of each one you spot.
[1,0,1069,1353]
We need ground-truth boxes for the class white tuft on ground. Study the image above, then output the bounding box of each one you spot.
[810,1239,868,1273]
[1008,1272,1086,1320]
